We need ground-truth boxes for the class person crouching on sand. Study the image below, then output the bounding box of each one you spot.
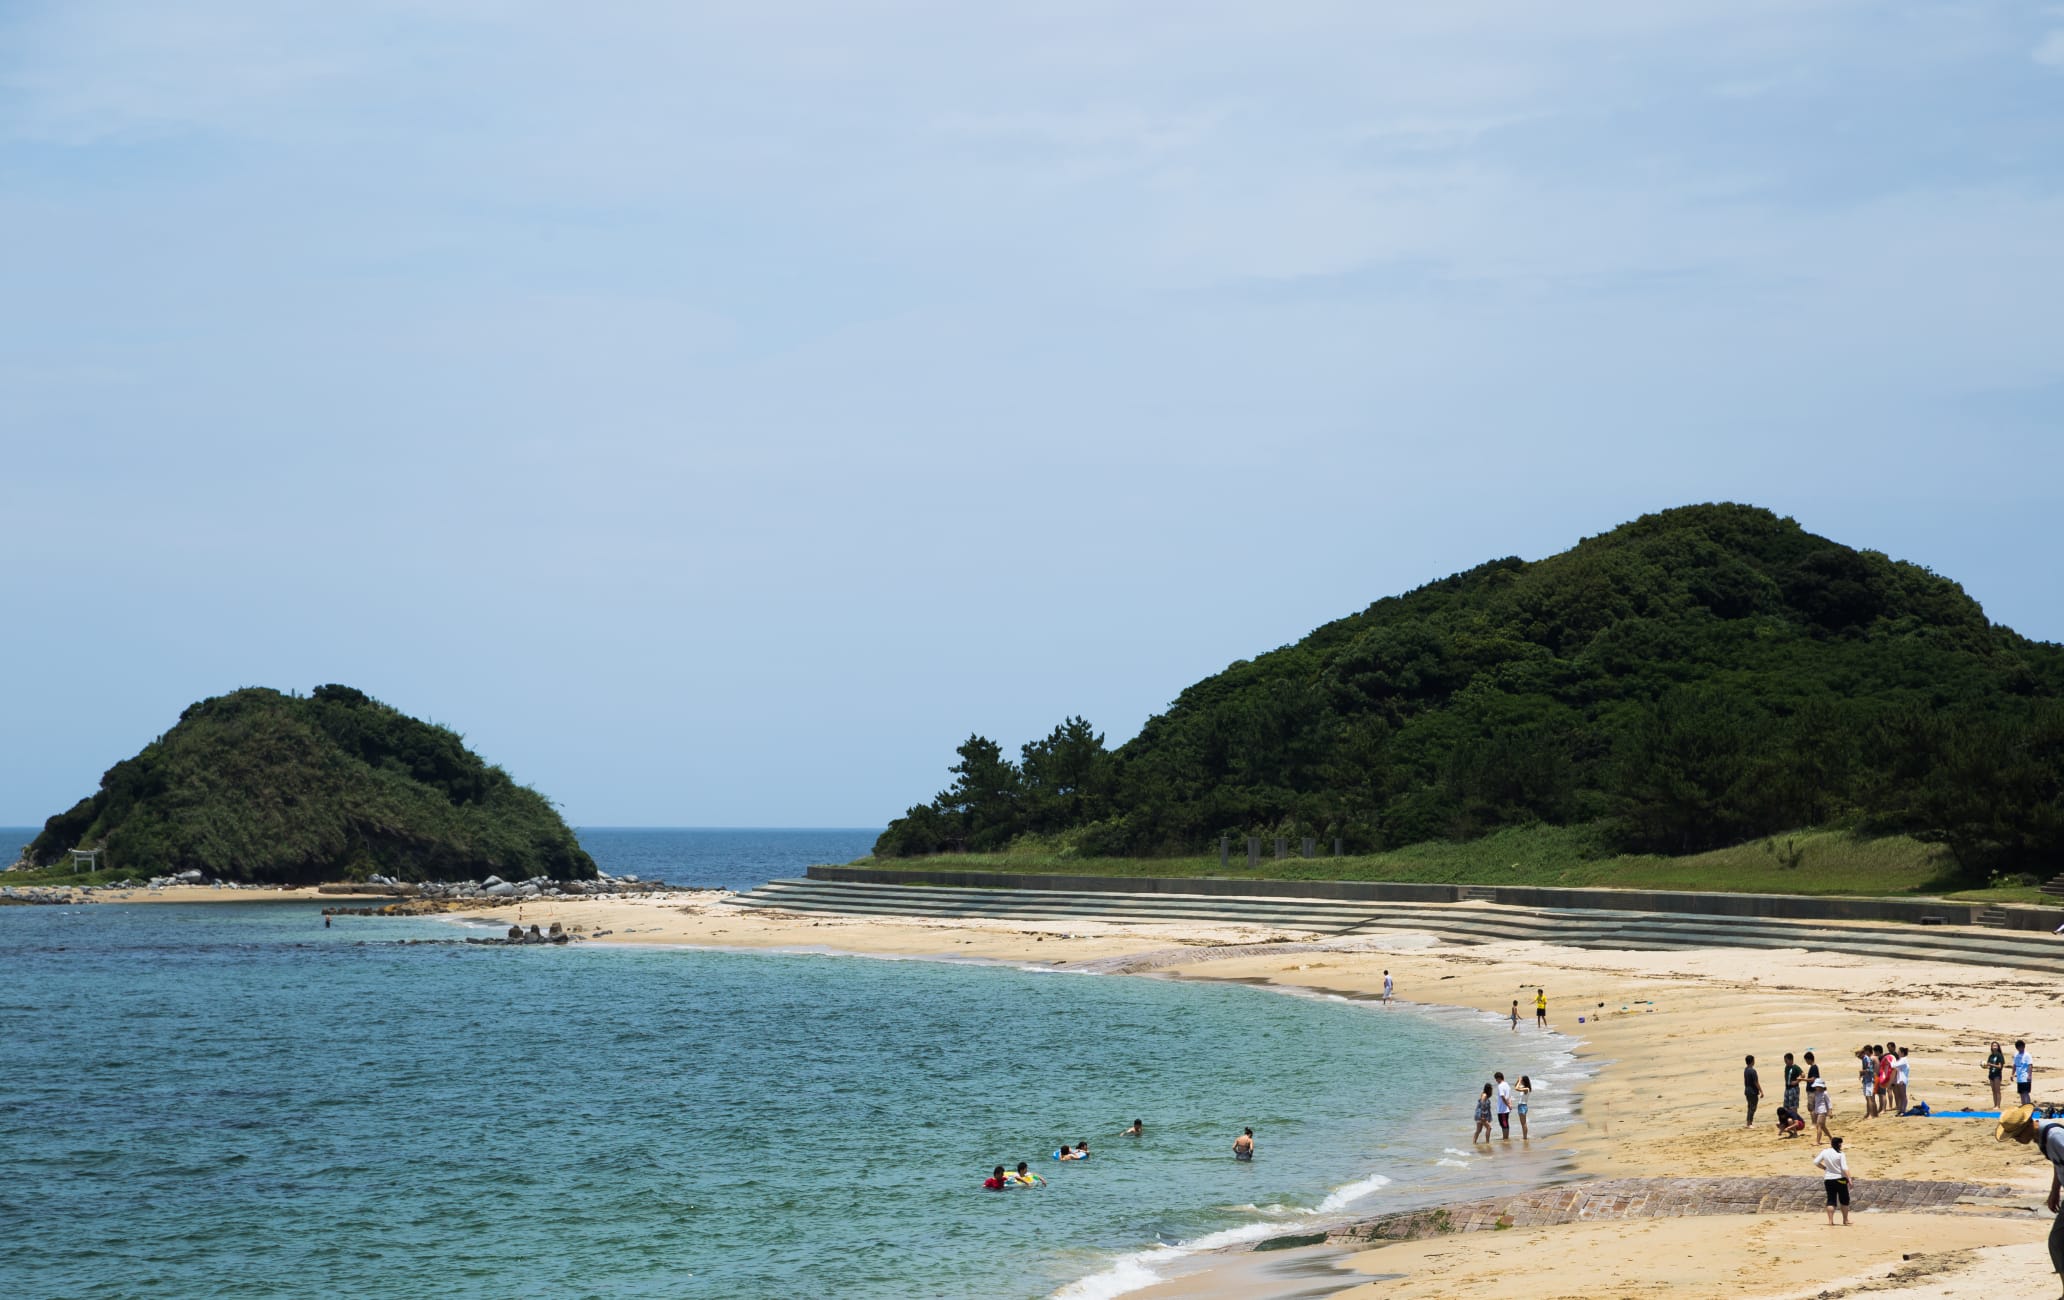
[1995,1104,2064,1297]
[1473,1085,1493,1144]
[1233,1128,1255,1161]
[1774,1104,1806,1138]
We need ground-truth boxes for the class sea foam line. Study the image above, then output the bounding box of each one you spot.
[1050,1172,1391,1300]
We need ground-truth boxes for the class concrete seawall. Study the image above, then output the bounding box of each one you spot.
[806,865,2063,930]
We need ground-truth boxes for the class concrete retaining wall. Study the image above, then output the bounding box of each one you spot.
[807,866,1461,904]
[806,865,2061,929]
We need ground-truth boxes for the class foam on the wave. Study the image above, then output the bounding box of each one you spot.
[1314,1171,1392,1213]
[1053,1171,1391,1299]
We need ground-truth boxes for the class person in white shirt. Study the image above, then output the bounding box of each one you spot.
[1894,1048,1912,1113]
[1996,1105,2064,1296]
[1813,1136,1853,1225]
[1494,1072,1513,1140]
[1808,1079,1833,1142]
[2018,1041,2037,1106]
[1382,970,1393,1006]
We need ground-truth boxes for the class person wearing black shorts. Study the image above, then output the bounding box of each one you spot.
[1813,1136,1851,1226]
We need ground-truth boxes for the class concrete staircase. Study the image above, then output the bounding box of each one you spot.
[2041,875,2064,900]
[728,879,2064,974]
[1977,906,2013,928]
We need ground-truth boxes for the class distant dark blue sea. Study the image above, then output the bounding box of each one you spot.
[574,826,879,893]
[0,830,1581,1299]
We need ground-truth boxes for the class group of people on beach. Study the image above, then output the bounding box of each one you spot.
[1471,1071,1534,1142]
[1740,1053,1862,1223]
[982,1120,1259,1188]
[1738,1039,2046,1232]
[1745,1039,2036,1139]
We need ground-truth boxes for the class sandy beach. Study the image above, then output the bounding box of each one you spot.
[86,885,2064,1297]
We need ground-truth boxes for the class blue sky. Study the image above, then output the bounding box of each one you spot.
[3,1,2061,828]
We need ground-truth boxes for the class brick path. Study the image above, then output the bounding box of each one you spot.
[1329,1177,2022,1244]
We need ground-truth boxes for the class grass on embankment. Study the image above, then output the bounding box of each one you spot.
[2,863,141,888]
[851,824,2047,902]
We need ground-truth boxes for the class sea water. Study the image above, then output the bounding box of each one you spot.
[1,835,1580,1299]
[576,826,880,893]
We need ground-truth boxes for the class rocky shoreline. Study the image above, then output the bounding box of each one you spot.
[0,869,677,907]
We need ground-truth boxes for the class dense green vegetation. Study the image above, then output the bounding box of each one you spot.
[853,825,2035,899]
[876,505,2064,885]
[25,685,596,884]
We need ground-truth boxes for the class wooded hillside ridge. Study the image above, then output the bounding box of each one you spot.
[28,684,597,885]
[875,504,2064,881]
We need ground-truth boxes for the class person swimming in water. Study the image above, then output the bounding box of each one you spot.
[1011,1161,1044,1187]
[1233,1127,1255,1161]
[1122,1119,1143,1138]
[1056,1141,1081,1161]
[983,1165,1008,1190]
[1073,1142,1090,1160]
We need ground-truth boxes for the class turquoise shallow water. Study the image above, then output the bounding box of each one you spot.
[1,902,1575,1299]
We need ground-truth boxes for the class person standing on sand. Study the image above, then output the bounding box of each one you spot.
[1813,1136,1853,1226]
[1858,1046,1876,1118]
[1994,1104,2064,1297]
[1783,1052,1802,1115]
[2018,1041,2037,1106]
[1535,988,1547,1028]
[1495,1072,1512,1139]
[1809,1079,1833,1142]
[1516,1076,1533,1139]
[1988,1042,2008,1110]
[1894,1048,1912,1114]
[1383,970,1393,1006]
[1473,1085,1493,1143]
[1745,1055,1764,1127]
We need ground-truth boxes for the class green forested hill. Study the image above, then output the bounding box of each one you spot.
[876,504,2064,879]
[27,685,596,884]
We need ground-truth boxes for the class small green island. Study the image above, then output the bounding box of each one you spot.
[873,503,2064,899]
[20,684,596,886]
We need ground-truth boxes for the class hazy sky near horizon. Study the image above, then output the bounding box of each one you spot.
[4,1,2062,828]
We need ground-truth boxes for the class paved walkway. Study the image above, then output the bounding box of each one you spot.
[1329,1177,2027,1245]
